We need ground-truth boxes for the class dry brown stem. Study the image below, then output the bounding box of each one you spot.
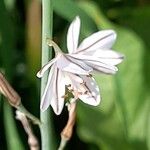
[16,111,39,150]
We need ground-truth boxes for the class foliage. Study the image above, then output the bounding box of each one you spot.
[0,0,150,149]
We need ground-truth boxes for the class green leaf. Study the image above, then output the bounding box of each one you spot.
[116,6,150,91]
[76,1,148,149]
[3,101,25,150]
[53,0,96,35]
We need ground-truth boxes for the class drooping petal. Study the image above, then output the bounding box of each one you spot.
[86,61,118,74]
[56,55,91,75]
[40,65,55,111]
[77,30,116,53]
[37,57,58,78]
[66,73,100,105]
[67,54,118,74]
[67,16,80,54]
[78,50,124,65]
[78,76,100,106]
[50,68,65,115]
[65,55,93,72]
[67,73,83,84]
[93,50,124,65]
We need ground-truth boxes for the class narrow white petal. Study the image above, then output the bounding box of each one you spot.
[51,69,65,115]
[67,16,80,54]
[79,95,100,106]
[67,74,100,105]
[65,72,84,95]
[86,60,118,74]
[81,49,124,65]
[79,76,100,106]
[67,54,118,74]
[77,30,116,53]
[67,73,83,83]
[65,55,93,72]
[56,55,91,75]
[37,57,58,78]
[95,50,124,65]
[40,65,55,111]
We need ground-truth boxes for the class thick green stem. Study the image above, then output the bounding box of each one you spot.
[40,0,53,150]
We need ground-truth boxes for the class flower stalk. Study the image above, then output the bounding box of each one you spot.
[58,102,77,150]
[40,0,54,150]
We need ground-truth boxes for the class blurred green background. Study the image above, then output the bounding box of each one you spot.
[0,0,150,149]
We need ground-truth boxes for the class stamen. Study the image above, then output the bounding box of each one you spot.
[61,94,68,99]
[78,92,83,95]
[80,81,86,85]
[84,91,88,94]
[68,89,73,92]
[66,84,71,87]
[86,74,93,77]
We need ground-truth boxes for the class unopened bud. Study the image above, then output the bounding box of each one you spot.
[0,72,21,107]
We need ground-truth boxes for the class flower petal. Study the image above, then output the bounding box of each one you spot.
[78,76,100,106]
[56,55,91,75]
[67,73,83,84]
[40,65,55,111]
[94,50,124,65]
[50,68,65,115]
[87,61,118,74]
[67,16,80,54]
[65,55,93,72]
[67,54,118,74]
[67,74,100,105]
[77,30,116,53]
[37,57,58,78]
[80,50,124,65]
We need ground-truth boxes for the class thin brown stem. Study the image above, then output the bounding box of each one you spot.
[16,111,39,150]
[0,72,41,125]
[58,102,77,150]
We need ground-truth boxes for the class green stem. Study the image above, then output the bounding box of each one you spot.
[17,103,41,126]
[3,101,25,150]
[40,0,54,150]
[58,138,68,150]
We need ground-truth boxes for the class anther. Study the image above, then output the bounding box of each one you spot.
[67,84,71,87]
[78,92,83,95]
[61,94,68,99]
[68,89,74,92]
[84,91,88,94]
[86,74,92,77]
[80,81,86,85]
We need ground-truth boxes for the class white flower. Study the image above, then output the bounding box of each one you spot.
[37,16,124,115]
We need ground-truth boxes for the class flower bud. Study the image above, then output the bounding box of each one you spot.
[0,72,21,107]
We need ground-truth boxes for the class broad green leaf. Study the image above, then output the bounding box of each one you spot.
[116,7,150,91]
[114,8,150,145]
[76,1,148,149]
[53,0,96,35]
